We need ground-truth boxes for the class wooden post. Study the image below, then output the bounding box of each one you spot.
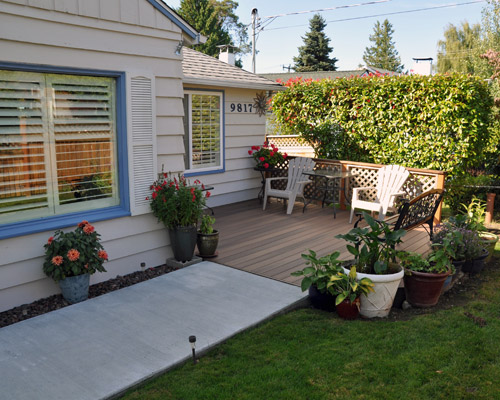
[433,172,446,225]
[339,161,348,210]
[485,193,496,225]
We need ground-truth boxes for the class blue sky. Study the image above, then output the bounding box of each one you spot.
[166,0,487,73]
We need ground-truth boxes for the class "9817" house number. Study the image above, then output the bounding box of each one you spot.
[230,103,254,113]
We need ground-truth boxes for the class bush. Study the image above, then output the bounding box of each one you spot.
[270,74,494,177]
[445,174,500,214]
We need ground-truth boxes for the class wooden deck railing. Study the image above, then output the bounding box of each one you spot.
[270,157,446,223]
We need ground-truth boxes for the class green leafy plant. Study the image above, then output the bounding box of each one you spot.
[248,142,287,169]
[335,212,406,274]
[291,250,342,292]
[199,214,216,234]
[398,245,455,275]
[326,266,374,306]
[43,221,108,282]
[148,173,208,229]
[459,196,487,231]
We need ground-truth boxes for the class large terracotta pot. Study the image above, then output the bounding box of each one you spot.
[343,263,403,318]
[168,225,197,262]
[404,268,451,308]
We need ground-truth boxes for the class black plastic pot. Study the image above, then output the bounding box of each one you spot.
[308,285,336,312]
[168,225,197,262]
[462,248,489,274]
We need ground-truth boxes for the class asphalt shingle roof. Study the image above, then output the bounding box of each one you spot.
[182,47,283,90]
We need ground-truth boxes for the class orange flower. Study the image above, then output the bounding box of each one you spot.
[83,224,95,234]
[98,250,108,260]
[78,220,89,228]
[51,256,63,266]
[67,249,80,261]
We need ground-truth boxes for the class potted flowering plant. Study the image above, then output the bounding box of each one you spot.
[148,173,209,262]
[248,141,287,169]
[43,221,108,304]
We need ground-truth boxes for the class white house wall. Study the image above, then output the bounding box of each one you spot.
[183,86,267,207]
[0,1,186,311]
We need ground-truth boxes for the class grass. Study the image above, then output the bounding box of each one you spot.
[122,252,500,400]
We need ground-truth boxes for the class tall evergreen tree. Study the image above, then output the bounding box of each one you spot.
[436,22,481,74]
[176,0,232,59]
[363,19,403,73]
[293,14,338,72]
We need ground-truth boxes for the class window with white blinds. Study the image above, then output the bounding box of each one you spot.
[0,70,119,225]
[184,91,223,173]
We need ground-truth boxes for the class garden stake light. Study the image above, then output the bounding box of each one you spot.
[189,335,197,364]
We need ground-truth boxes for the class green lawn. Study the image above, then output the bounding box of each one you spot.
[123,260,500,400]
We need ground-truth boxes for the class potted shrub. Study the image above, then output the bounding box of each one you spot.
[398,239,455,308]
[326,266,374,320]
[335,212,406,318]
[197,214,219,258]
[43,221,108,304]
[291,250,343,311]
[248,141,287,170]
[148,173,209,262]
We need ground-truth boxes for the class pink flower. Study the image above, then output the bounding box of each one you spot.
[84,264,89,269]
[83,224,95,234]
[264,163,269,169]
[51,256,63,266]
[47,236,54,245]
[67,249,80,261]
[98,250,108,260]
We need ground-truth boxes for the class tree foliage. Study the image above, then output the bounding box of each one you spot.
[293,14,338,72]
[177,0,248,65]
[270,74,493,177]
[436,22,481,74]
[363,19,403,73]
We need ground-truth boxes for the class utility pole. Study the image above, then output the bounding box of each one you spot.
[282,64,292,72]
[251,8,258,73]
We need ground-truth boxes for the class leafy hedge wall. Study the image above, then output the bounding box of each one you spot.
[270,74,493,176]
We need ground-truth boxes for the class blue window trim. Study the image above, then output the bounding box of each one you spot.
[0,62,130,240]
[184,88,225,178]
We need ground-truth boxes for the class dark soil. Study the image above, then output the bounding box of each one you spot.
[0,264,178,329]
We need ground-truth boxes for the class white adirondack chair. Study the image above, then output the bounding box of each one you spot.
[263,157,315,215]
[349,165,410,223]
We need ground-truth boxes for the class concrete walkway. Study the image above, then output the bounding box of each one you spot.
[0,262,307,400]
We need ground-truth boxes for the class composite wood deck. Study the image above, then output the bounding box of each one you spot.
[211,199,432,286]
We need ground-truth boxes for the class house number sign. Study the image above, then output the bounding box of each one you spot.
[229,103,254,113]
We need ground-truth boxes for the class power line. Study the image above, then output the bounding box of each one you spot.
[263,1,486,32]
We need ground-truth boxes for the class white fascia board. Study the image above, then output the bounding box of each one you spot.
[182,77,284,91]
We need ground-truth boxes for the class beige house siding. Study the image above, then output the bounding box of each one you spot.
[183,86,266,206]
[0,1,187,311]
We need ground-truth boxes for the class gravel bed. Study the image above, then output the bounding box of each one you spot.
[0,264,178,329]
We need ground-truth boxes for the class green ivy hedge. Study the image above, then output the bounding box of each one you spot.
[270,74,494,177]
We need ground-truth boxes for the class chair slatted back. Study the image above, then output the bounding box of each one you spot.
[286,157,315,191]
[376,165,410,207]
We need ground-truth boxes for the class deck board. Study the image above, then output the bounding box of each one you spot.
[210,199,431,286]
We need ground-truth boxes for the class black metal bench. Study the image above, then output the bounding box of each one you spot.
[354,188,445,240]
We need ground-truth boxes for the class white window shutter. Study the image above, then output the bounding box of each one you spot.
[129,75,156,216]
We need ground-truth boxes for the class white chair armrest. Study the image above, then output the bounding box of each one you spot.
[352,186,377,200]
[265,176,288,190]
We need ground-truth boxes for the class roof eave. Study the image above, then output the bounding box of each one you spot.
[182,77,284,91]
[147,0,206,44]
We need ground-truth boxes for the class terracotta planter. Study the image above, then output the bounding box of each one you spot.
[336,297,360,320]
[168,225,197,262]
[404,268,451,308]
[462,248,489,274]
[308,285,336,312]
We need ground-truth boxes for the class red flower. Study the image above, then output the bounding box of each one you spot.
[145,196,149,200]
[264,163,269,169]
[192,195,196,202]
[98,250,108,260]
[283,153,288,159]
[83,224,95,235]
[202,184,205,190]
[47,236,54,245]
[67,249,80,261]
[248,150,253,155]
[269,151,275,157]
[152,192,157,199]
[190,187,195,195]
[259,156,265,162]
[206,191,211,198]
